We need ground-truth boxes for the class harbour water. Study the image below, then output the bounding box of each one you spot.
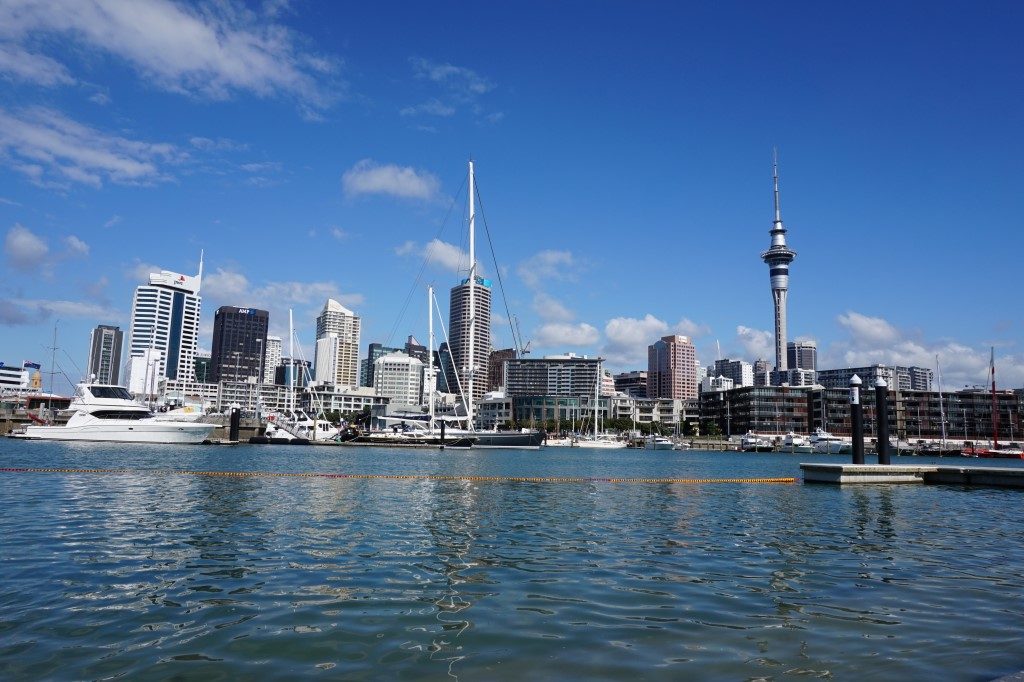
[2,441,1023,680]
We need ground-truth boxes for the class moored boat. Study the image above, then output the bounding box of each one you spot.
[644,435,675,450]
[810,428,851,455]
[781,431,814,453]
[11,383,216,444]
[740,432,773,452]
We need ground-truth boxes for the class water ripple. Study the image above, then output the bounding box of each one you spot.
[2,442,1024,679]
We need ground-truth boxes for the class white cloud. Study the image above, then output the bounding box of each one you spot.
[534,322,599,348]
[400,98,456,117]
[330,227,349,240]
[0,0,339,115]
[674,317,711,338]
[735,325,774,361]
[517,250,578,289]
[199,264,365,343]
[0,106,182,188]
[240,161,282,173]
[421,239,467,273]
[10,297,120,321]
[189,136,248,151]
[395,238,471,273]
[0,43,74,86]
[125,260,164,282]
[532,292,573,322]
[88,91,111,106]
[603,314,670,367]
[203,267,251,301]
[836,311,900,347]
[4,223,48,270]
[820,310,1024,389]
[103,215,122,228]
[341,159,440,201]
[63,235,89,256]
[411,57,494,97]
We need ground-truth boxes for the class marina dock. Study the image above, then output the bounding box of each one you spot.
[801,462,1024,488]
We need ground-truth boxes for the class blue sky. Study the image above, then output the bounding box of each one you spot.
[1,0,1022,393]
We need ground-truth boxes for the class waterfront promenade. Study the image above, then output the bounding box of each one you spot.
[2,441,1023,680]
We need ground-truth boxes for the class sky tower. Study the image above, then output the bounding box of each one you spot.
[761,151,797,375]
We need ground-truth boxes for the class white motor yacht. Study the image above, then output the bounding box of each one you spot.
[644,435,675,450]
[14,383,216,444]
[740,432,773,452]
[810,428,852,455]
[781,432,814,453]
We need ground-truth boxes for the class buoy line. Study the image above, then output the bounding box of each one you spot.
[0,467,795,485]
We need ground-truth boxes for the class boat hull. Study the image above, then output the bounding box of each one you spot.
[472,430,545,449]
[18,421,216,444]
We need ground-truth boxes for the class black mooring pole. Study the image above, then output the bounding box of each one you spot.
[875,378,891,465]
[439,420,446,449]
[850,374,864,464]
[229,405,241,443]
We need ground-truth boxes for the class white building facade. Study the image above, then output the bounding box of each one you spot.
[126,263,202,395]
[373,352,424,405]
[314,299,360,388]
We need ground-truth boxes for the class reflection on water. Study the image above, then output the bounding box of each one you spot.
[2,442,1024,680]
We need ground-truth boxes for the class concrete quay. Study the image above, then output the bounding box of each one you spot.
[801,463,1024,489]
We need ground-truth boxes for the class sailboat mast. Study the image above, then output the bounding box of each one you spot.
[936,355,947,446]
[466,159,476,428]
[991,347,999,449]
[428,286,435,433]
[594,359,600,439]
[288,309,295,413]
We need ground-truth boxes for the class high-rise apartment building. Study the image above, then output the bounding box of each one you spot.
[373,352,424,405]
[263,336,282,384]
[314,299,360,387]
[614,370,648,398]
[360,342,402,388]
[647,335,697,399]
[753,359,771,387]
[88,324,123,385]
[712,358,754,388]
[210,306,269,383]
[504,354,601,398]
[787,341,817,371]
[488,348,516,392]
[126,261,202,394]
[447,276,492,404]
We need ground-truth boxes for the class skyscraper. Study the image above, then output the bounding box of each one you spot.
[210,306,269,383]
[314,299,360,387]
[761,151,797,379]
[360,342,402,387]
[647,335,697,399]
[87,324,122,385]
[126,259,202,395]
[263,336,282,383]
[787,341,817,371]
[447,276,492,405]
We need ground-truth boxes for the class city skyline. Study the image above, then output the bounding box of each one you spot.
[1,1,1022,394]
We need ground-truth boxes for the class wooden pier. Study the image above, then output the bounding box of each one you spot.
[801,463,1024,489]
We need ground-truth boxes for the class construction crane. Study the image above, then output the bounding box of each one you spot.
[513,316,531,357]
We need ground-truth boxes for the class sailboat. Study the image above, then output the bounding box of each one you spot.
[576,358,626,449]
[431,160,545,449]
[967,348,1023,459]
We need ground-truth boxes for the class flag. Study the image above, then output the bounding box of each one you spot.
[24,361,41,370]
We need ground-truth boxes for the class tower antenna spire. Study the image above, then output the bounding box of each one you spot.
[772,147,782,225]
